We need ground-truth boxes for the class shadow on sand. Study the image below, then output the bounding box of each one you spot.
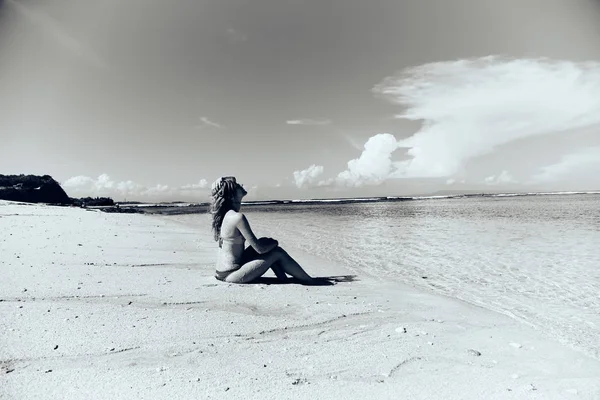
[249,275,358,286]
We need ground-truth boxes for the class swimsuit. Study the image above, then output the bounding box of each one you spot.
[219,234,245,246]
[215,234,245,281]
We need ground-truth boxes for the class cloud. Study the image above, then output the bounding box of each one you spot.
[293,164,325,188]
[531,147,600,184]
[144,184,171,196]
[180,179,208,190]
[63,174,117,193]
[179,179,209,197]
[195,116,223,129]
[62,175,95,189]
[62,174,210,201]
[5,0,108,69]
[336,133,401,187]
[367,56,600,179]
[286,119,331,126]
[484,170,517,186]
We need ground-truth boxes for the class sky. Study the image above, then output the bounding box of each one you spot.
[1,0,600,201]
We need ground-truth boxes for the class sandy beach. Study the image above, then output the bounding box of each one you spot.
[2,200,599,400]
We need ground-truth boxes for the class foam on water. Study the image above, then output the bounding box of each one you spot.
[239,194,600,360]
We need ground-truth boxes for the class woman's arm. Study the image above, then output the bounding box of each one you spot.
[235,213,278,254]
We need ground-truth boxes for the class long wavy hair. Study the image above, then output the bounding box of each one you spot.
[209,176,245,242]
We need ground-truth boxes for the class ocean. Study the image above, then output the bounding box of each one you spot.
[188,194,600,359]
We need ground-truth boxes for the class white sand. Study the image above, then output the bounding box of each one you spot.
[1,201,599,400]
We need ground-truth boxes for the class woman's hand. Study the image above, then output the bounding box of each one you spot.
[258,237,278,246]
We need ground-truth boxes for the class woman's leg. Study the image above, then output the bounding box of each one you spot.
[225,247,312,283]
[244,245,287,280]
[273,247,312,281]
[271,262,288,281]
[224,249,282,283]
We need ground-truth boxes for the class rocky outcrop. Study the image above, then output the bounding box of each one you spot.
[0,174,72,205]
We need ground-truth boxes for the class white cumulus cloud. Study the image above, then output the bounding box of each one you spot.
[180,179,209,190]
[484,170,517,186]
[62,174,210,201]
[367,56,600,180]
[63,174,117,193]
[62,175,95,190]
[293,165,325,188]
[336,133,401,187]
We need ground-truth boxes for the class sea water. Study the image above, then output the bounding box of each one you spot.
[237,194,600,359]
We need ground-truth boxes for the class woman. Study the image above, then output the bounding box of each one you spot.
[210,176,320,284]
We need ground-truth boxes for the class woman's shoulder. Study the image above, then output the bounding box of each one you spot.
[224,209,244,221]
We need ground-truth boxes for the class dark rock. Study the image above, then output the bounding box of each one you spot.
[0,175,71,205]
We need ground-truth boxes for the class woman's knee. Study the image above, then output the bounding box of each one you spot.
[272,246,290,260]
[265,245,283,255]
[274,245,288,254]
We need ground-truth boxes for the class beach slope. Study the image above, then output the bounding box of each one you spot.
[1,201,599,400]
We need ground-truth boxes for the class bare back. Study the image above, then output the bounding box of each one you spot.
[216,210,246,272]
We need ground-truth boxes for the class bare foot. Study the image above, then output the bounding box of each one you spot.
[300,277,335,286]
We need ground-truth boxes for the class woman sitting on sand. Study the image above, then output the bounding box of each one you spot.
[210,176,324,284]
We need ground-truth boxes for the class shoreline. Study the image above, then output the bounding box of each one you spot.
[87,190,600,216]
[2,201,600,399]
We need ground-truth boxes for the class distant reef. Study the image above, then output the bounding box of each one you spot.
[0,174,72,205]
[70,196,115,207]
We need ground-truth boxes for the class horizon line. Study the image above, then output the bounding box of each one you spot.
[117,189,600,206]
